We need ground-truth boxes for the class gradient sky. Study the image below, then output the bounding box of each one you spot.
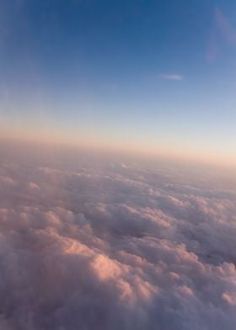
[0,0,236,164]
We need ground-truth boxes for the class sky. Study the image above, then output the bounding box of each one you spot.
[0,0,236,165]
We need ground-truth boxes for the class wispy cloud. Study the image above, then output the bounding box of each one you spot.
[207,7,236,63]
[160,74,184,81]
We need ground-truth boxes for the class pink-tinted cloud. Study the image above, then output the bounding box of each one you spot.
[0,143,235,329]
[207,7,236,63]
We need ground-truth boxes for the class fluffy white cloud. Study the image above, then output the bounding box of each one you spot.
[0,148,235,329]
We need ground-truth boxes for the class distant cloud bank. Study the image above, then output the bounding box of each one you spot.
[0,147,235,329]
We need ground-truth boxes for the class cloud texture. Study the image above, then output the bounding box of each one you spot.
[0,147,235,329]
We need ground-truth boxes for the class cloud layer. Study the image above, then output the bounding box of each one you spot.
[0,147,235,329]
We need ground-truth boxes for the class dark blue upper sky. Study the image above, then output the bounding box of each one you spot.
[1,0,236,162]
[1,1,215,79]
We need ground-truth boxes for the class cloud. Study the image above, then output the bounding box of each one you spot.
[0,145,235,329]
[160,74,183,81]
[207,7,236,63]
[214,8,236,45]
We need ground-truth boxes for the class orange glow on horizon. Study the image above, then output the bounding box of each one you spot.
[0,121,235,170]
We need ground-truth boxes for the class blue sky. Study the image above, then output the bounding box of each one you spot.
[0,0,236,163]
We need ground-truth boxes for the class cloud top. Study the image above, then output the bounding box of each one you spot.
[0,147,235,329]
